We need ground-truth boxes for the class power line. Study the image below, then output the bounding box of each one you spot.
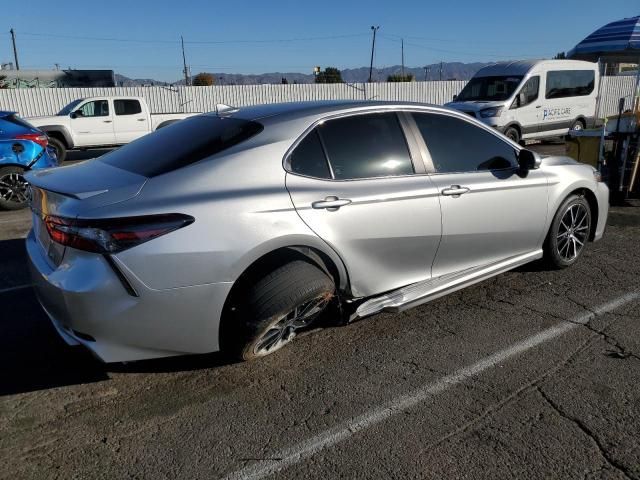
[378,34,548,59]
[13,31,369,45]
[383,32,563,46]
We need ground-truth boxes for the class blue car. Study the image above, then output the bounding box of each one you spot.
[0,111,58,210]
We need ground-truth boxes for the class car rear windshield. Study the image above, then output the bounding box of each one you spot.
[99,115,263,177]
[3,114,37,130]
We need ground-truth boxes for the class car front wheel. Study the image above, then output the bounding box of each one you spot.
[544,194,591,268]
[227,260,335,361]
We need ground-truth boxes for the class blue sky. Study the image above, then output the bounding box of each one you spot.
[2,0,637,82]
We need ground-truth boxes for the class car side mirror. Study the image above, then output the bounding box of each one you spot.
[518,149,541,170]
[518,93,526,107]
[452,94,458,101]
[70,111,78,119]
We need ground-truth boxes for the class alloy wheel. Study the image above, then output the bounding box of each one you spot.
[0,172,29,206]
[556,203,589,262]
[253,295,330,356]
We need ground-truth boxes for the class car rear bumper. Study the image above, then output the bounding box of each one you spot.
[26,229,233,363]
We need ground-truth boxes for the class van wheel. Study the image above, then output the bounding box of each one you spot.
[570,119,585,131]
[0,166,29,210]
[504,127,520,144]
[227,260,335,361]
[543,195,591,269]
[47,137,67,162]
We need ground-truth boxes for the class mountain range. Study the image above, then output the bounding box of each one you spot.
[115,61,494,86]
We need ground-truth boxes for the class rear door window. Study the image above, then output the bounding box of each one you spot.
[317,112,414,179]
[100,115,263,177]
[289,130,331,179]
[412,113,518,172]
[114,99,143,116]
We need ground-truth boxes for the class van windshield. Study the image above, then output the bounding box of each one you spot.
[456,75,523,101]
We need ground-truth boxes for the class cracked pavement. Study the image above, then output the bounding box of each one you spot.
[1,147,639,479]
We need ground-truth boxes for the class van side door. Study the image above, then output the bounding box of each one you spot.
[540,69,596,135]
[509,75,541,138]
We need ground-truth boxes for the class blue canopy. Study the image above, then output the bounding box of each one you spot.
[568,15,640,61]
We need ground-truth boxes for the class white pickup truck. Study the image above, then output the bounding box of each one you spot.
[27,96,199,161]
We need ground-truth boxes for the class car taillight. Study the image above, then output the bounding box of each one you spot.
[15,133,48,149]
[44,214,194,253]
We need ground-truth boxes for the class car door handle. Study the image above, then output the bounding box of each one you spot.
[536,105,542,108]
[103,120,112,123]
[311,196,352,211]
[441,185,470,196]
[137,118,146,122]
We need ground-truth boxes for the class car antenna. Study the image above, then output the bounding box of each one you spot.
[215,103,239,117]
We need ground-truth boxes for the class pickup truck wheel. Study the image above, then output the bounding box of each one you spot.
[228,260,335,361]
[0,166,29,210]
[47,137,67,162]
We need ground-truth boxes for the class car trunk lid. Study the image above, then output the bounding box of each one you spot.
[26,160,147,267]
[25,159,147,218]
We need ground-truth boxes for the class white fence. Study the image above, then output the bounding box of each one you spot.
[0,77,635,119]
[596,75,638,118]
[0,81,464,117]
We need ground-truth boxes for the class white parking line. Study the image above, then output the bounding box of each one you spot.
[223,292,639,480]
[0,283,33,294]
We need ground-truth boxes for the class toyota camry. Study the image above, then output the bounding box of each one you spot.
[26,101,608,363]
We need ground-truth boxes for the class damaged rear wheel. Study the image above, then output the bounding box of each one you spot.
[229,260,335,361]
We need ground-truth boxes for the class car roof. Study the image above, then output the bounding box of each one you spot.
[212,100,443,122]
[474,59,597,77]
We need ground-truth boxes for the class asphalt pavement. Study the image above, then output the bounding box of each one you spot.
[1,144,639,480]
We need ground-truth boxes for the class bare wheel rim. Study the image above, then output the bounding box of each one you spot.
[0,172,29,205]
[556,203,589,262]
[253,295,330,356]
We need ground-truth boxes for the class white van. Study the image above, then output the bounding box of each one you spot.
[446,60,599,144]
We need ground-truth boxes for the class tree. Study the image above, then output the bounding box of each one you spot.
[0,75,8,89]
[192,72,215,86]
[314,67,343,84]
[281,77,289,84]
[553,52,566,59]
[387,73,415,82]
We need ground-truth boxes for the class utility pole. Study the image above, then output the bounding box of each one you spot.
[368,26,379,83]
[401,38,405,78]
[424,66,430,81]
[181,35,190,86]
[10,28,19,70]
[439,61,443,81]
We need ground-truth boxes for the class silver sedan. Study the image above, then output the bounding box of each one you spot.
[25,101,608,363]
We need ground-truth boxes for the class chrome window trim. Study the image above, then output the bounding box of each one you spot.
[408,109,521,176]
[283,109,423,182]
